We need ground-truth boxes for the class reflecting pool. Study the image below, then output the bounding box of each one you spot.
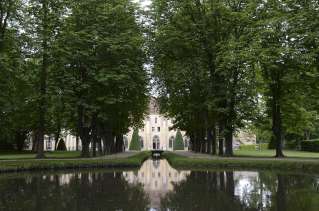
[0,159,318,211]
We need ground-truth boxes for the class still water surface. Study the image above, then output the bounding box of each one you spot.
[0,159,318,211]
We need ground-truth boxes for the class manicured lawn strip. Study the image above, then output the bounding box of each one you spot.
[0,151,81,160]
[234,149,319,158]
[163,152,319,173]
[0,151,150,173]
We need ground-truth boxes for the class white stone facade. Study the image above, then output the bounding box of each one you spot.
[26,131,81,152]
[124,98,189,151]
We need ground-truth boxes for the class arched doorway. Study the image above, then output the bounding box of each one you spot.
[152,135,160,150]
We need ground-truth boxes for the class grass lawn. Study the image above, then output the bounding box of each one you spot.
[0,151,81,160]
[0,151,150,173]
[235,149,319,158]
[164,151,319,173]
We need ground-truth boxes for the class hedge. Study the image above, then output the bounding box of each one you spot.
[174,130,184,150]
[129,129,141,151]
[300,140,319,152]
[239,143,268,151]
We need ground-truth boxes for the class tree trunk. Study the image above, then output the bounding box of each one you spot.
[91,114,98,157]
[80,127,91,158]
[219,172,225,191]
[36,0,49,159]
[196,133,202,153]
[276,175,287,211]
[15,131,27,151]
[92,137,97,157]
[271,74,284,157]
[32,131,38,152]
[97,138,102,155]
[54,129,60,150]
[116,134,124,153]
[206,127,212,154]
[76,135,79,151]
[189,133,195,151]
[110,134,116,154]
[78,104,91,157]
[103,132,113,155]
[224,124,233,156]
[218,125,224,156]
[226,172,234,199]
[212,126,217,155]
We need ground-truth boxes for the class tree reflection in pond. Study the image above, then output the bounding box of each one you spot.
[161,171,319,211]
[0,171,149,211]
[0,160,318,211]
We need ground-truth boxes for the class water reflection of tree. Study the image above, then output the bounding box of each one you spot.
[161,171,319,211]
[161,171,244,211]
[0,172,149,211]
[252,172,319,211]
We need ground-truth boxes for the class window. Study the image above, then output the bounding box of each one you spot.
[152,135,160,150]
[169,136,174,148]
[157,127,160,132]
[152,127,155,132]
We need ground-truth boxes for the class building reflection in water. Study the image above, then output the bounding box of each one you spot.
[123,159,190,209]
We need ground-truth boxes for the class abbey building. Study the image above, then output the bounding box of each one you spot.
[124,98,189,151]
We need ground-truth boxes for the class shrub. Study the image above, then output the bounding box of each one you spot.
[300,140,319,152]
[173,130,184,150]
[285,140,299,150]
[239,143,268,151]
[129,129,141,151]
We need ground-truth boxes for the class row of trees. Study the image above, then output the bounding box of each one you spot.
[0,0,149,157]
[151,0,319,157]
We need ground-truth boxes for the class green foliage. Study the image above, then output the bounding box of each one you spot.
[151,0,259,155]
[173,130,184,150]
[300,140,319,152]
[0,0,149,156]
[151,0,319,157]
[239,144,268,151]
[129,129,141,151]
